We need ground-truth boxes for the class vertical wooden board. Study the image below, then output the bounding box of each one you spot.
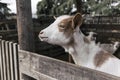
[5,41,11,80]
[13,43,19,80]
[0,40,4,80]
[16,0,35,52]
[1,40,7,80]
[9,42,14,80]
[0,41,2,80]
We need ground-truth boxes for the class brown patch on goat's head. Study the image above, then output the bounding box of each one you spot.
[58,13,83,38]
[94,50,114,67]
[58,17,74,37]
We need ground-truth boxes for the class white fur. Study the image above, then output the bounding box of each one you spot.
[113,41,120,51]
[39,15,72,45]
[87,31,96,41]
[39,15,120,77]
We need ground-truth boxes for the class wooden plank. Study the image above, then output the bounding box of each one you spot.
[5,41,11,80]
[13,43,19,80]
[19,50,120,80]
[16,0,35,52]
[82,24,120,30]
[9,42,15,80]
[1,40,7,80]
[0,40,4,80]
[84,16,120,24]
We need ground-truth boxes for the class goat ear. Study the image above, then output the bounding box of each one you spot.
[72,13,83,29]
[53,16,57,19]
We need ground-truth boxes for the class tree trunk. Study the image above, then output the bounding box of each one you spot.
[75,0,82,13]
[16,0,35,52]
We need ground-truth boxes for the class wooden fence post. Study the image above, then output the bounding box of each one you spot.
[16,0,35,52]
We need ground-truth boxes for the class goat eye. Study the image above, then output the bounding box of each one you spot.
[58,24,65,29]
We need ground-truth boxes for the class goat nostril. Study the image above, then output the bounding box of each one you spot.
[40,31,44,34]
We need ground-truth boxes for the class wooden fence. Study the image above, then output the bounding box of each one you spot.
[84,16,120,24]
[81,24,120,43]
[0,40,19,80]
[0,30,18,42]
[19,50,120,80]
[0,40,120,80]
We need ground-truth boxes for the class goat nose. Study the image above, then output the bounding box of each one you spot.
[40,31,44,34]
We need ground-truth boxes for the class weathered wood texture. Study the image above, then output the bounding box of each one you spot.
[85,16,120,24]
[19,50,120,80]
[81,24,120,43]
[16,0,35,52]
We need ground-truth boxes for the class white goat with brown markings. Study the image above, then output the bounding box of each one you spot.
[39,13,120,77]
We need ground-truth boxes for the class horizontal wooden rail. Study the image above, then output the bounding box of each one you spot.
[19,50,120,80]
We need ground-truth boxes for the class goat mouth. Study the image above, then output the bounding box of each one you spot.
[40,36,48,41]
[40,37,48,39]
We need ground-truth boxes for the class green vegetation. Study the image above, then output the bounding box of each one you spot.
[0,2,11,19]
[37,0,76,16]
[83,0,120,15]
[37,0,120,16]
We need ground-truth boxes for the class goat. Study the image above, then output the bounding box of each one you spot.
[39,13,120,77]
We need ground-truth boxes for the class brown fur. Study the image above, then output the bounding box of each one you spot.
[58,17,74,38]
[58,13,83,38]
[58,14,83,46]
[94,50,114,67]
[72,13,83,29]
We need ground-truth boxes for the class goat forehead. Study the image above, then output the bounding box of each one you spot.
[55,15,71,23]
